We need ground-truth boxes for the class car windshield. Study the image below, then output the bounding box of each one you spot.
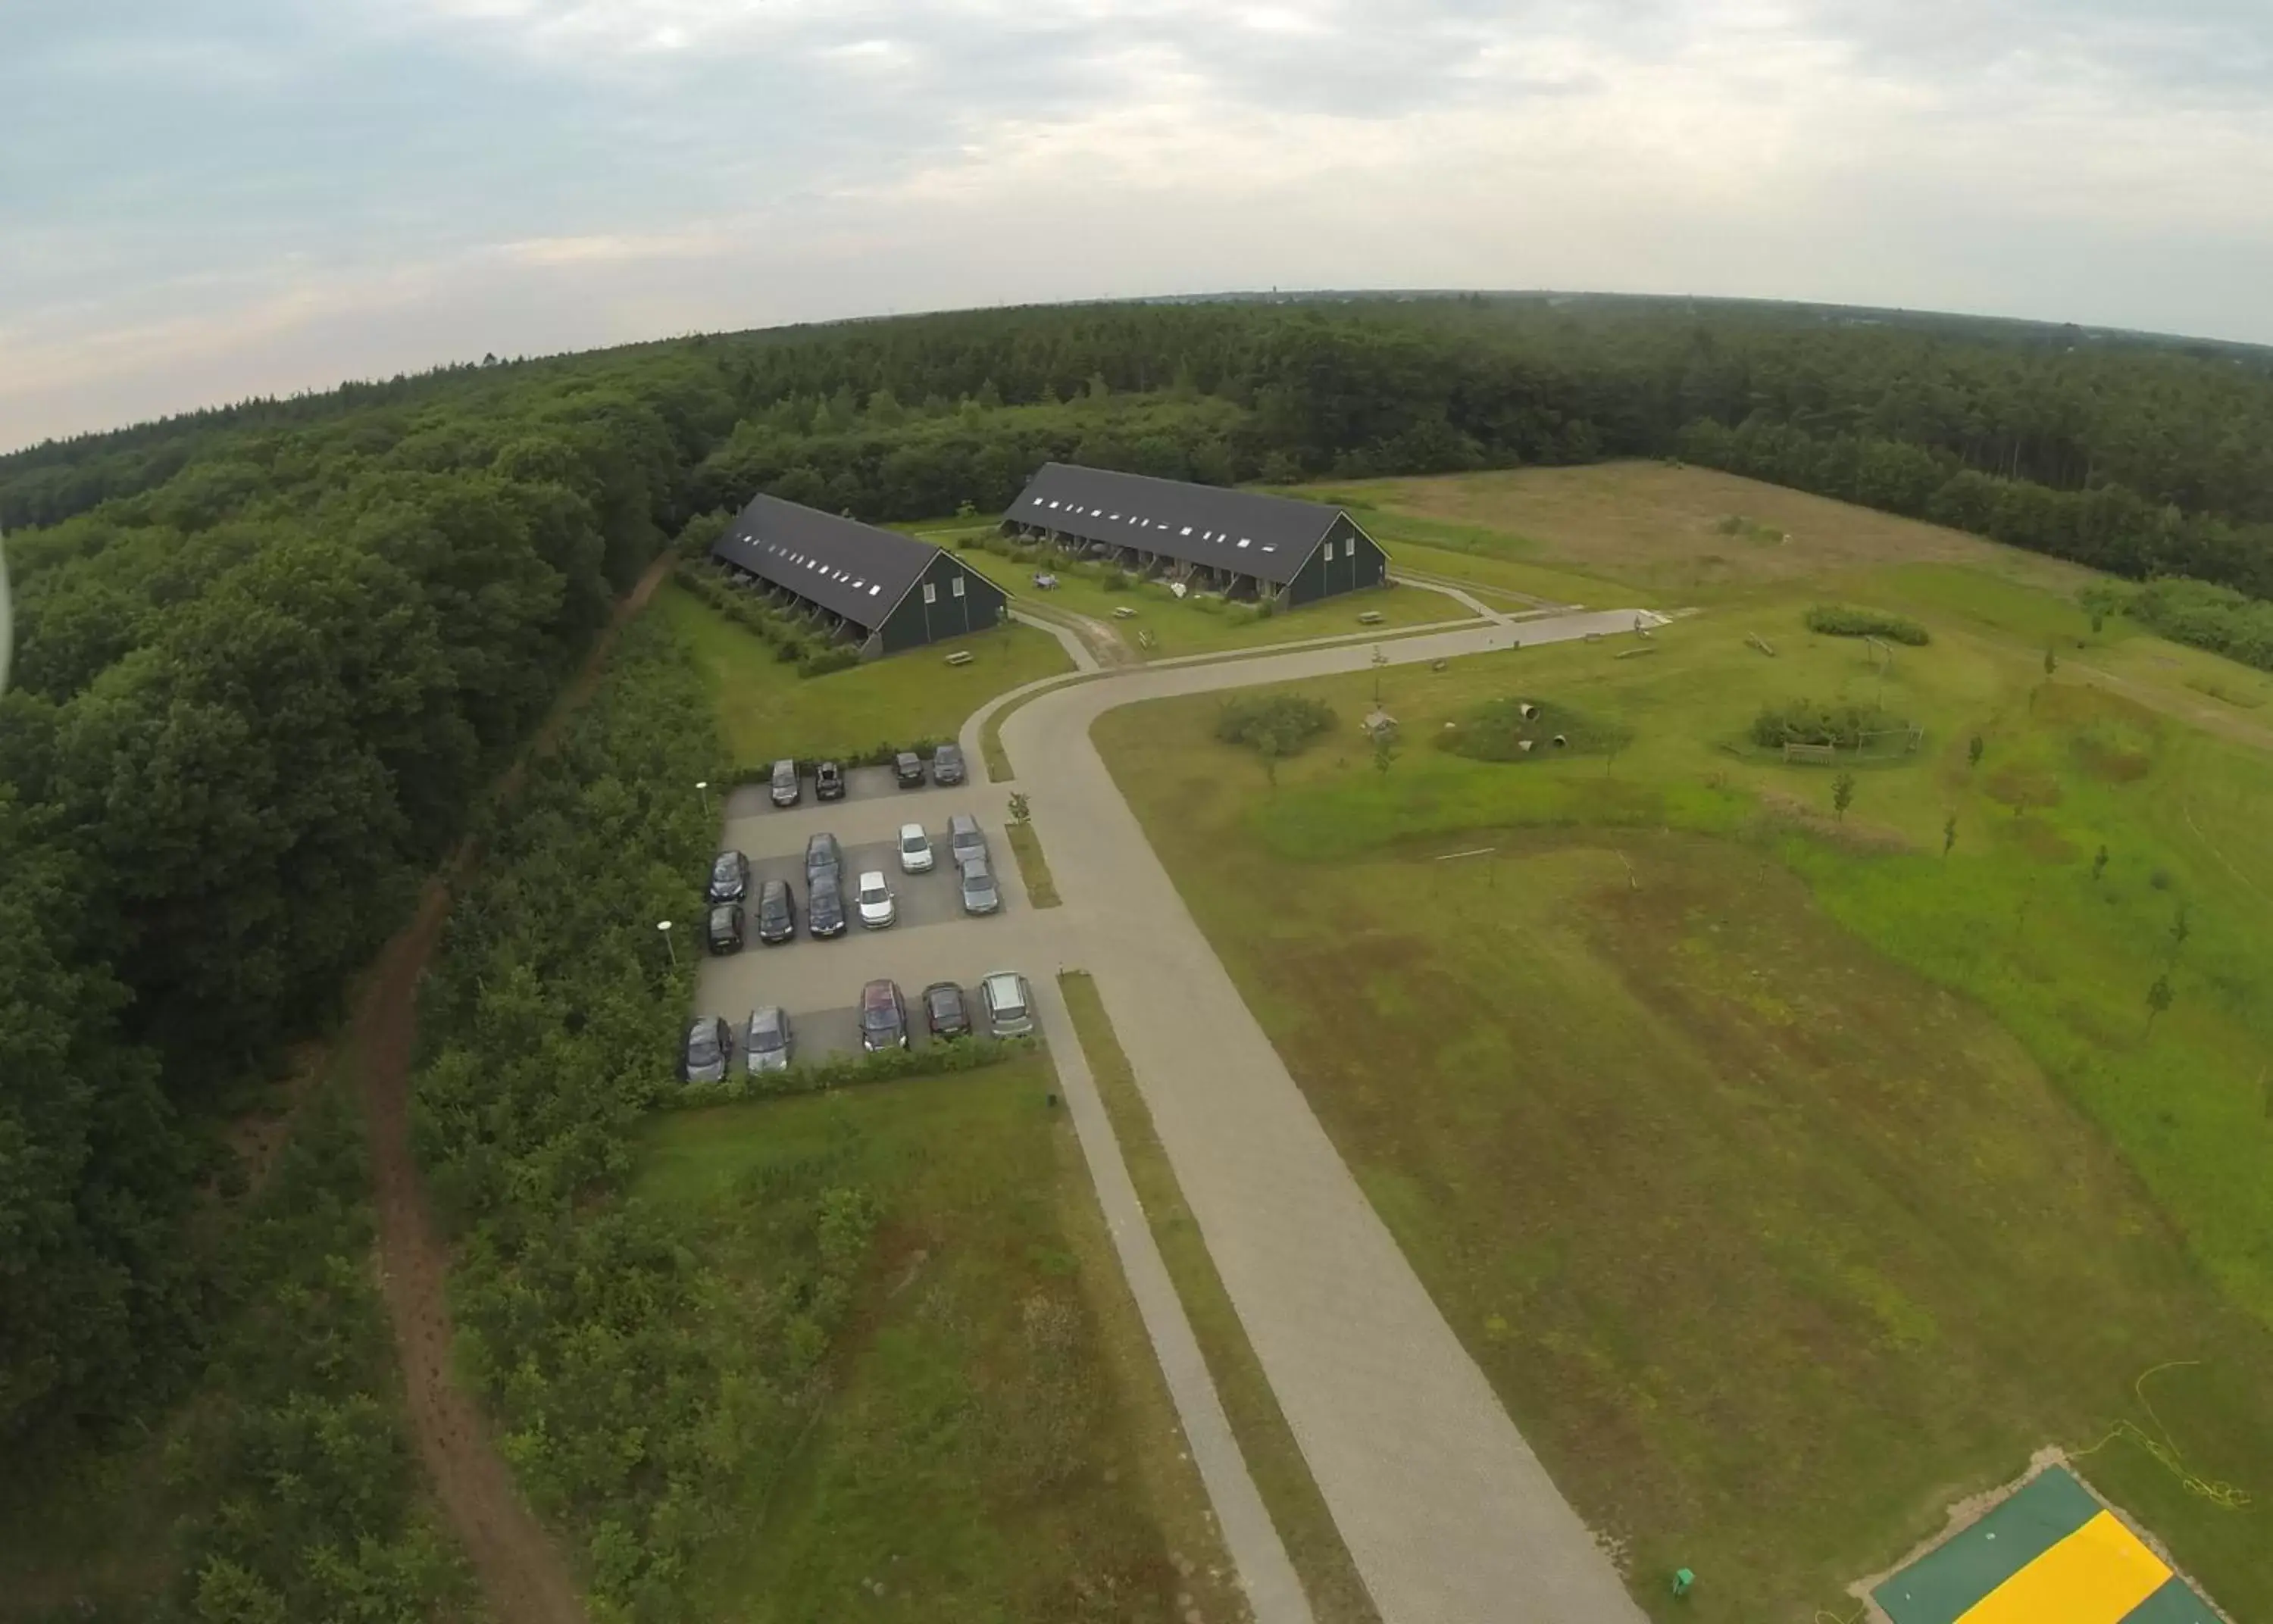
[686,1024,719,1064]
[937,746,962,767]
[859,879,886,903]
[861,1001,896,1032]
[902,831,924,851]
[761,889,788,917]
[711,855,738,883]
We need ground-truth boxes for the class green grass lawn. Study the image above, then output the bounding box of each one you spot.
[1060,975,1380,1624]
[1090,584,2273,1621]
[652,579,1074,764]
[633,1057,1246,1624]
[933,536,1474,660]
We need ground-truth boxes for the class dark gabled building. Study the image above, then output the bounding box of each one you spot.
[1002,463,1389,606]
[708,493,1008,657]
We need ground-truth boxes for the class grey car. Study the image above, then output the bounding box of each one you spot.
[947,812,988,867]
[958,856,1000,915]
[769,757,800,807]
[679,1016,733,1083]
[805,832,843,893]
[745,1006,793,1075]
[707,849,749,905]
[980,970,1033,1038]
[930,742,966,785]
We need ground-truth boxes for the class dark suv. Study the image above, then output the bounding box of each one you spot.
[707,849,749,904]
[808,881,846,938]
[753,879,796,945]
[922,981,971,1040]
[859,979,908,1053]
[893,751,926,789]
[930,742,965,786]
[814,760,846,801]
[804,832,843,892]
[706,902,744,955]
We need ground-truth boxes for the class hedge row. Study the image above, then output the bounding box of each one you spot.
[960,529,1280,620]
[667,1036,1032,1109]
[1804,604,1932,645]
[675,561,864,676]
[725,738,955,784]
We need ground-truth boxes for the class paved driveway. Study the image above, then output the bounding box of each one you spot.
[976,610,1655,1624]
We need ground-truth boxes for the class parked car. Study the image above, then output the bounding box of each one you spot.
[679,1017,733,1083]
[707,849,749,904]
[745,1006,793,1075]
[893,750,926,789]
[705,902,744,955]
[980,970,1034,1038]
[814,760,846,801]
[769,757,800,807]
[753,879,796,945]
[858,979,908,1053]
[947,812,988,867]
[804,832,843,892]
[898,823,934,873]
[808,879,846,938]
[922,981,971,1040]
[930,742,966,786]
[855,870,896,929]
[958,856,1001,916]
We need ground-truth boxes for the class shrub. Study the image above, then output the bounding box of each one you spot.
[1804,604,1931,645]
[796,645,862,677]
[664,1036,1030,1108]
[1437,698,1632,761]
[1216,694,1336,754]
[1750,698,1901,750]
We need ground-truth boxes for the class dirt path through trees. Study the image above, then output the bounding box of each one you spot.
[355,554,673,1624]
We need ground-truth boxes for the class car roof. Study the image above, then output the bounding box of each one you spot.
[961,854,992,875]
[900,822,927,839]
[923,979,961,1000]
[760,876,789,896]
[949,812,980,832]
[861,979,897,1005]
[983,970,1025,999]
[858,869,886,885]
[749,1004,785,1031]
[714,849,743,868]
[772,757,795,771]
[708,901,736,922]
[896,749,920,761]
[807,832,838,849]
[936,742,962,757]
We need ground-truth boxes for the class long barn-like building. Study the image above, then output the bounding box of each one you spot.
[708,493,1007,657]
[1002,463,1390,605]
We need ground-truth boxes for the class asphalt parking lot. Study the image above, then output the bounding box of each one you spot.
[691,789,1044,1068]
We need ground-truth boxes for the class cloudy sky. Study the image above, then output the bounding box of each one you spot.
[3,0,2269,450]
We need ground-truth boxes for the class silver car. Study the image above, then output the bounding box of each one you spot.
[855,870,896,929]
[958,856,1000,916]
[980,970,1033,1037]
[745,1006,793,1075]
[947,813,988,868]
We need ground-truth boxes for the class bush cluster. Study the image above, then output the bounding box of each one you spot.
[2127,578,2273,674]
[675,561,865,676]
[1804,604,1932,645]
[1750,698,1902,750]
[667,1036,1030,1110]
[1216,693,1337,754]
[965,529,1276,623]
[727,738,954,783]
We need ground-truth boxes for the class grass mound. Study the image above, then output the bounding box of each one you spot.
[1806,603,1931,645]
[1437,697,1632,760]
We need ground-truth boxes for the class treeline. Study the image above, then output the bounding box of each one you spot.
[408,622,883,1619]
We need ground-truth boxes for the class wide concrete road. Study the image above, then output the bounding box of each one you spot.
[985,610,1655,1624]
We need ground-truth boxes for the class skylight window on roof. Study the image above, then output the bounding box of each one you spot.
[1237,539,1252,548]
[1180,526,1193,536]
[868,584,881,595]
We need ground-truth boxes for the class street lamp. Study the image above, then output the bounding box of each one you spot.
[657,919,677,969]
[695,779,711,816]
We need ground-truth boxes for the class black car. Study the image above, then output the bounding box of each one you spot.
[814,760,846,801]
[804,831,843,892]
[754,879,796,945]
[930,742,966,786]
[708,849,750,904]
[706,902,744,955]
[769,758,801,808]
[859,979,908,1053]
[893,751,926,789]
[807,880,846,938]
[678,1016,733,1083]
[922,981,971,1040]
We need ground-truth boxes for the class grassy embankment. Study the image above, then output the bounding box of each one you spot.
[636,1055,1247,1622]
[652,577,1074,764]
[1092,467,2273,1622]
[1059,974,1380,1624]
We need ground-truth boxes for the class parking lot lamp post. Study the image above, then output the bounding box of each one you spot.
[695,779,711,815]
[657,919,677,970]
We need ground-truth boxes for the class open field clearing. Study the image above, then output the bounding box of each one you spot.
[1092,570,2273,1620]
[655,579,1074,763]
[1306,463,2100,603]
[633,1057,1246,1624]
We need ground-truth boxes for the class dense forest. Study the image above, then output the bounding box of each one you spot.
[6,292,2273,1607]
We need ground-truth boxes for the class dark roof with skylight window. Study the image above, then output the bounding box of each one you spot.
[1004,463,1348,585]
[710,493,940,628]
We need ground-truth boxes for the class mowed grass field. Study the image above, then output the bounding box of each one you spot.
[635,1057,1248,1624]
[1092,547,2273,1617]
[652,579,1074,764]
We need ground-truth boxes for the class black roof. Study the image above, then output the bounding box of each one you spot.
[1004,463,1348,585]
[710,492,940,628]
